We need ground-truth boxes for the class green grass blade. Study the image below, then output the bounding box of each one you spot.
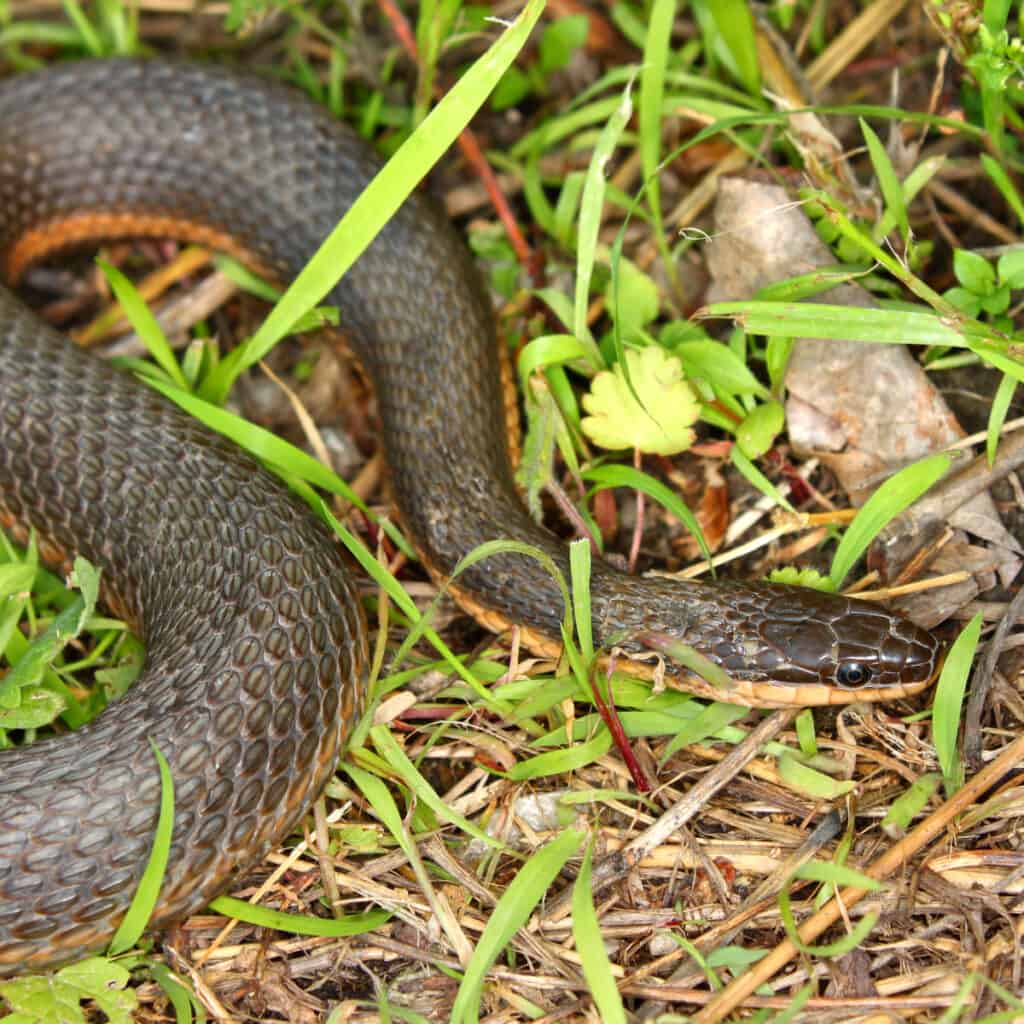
[730,445,796,515]
[346,763,416,859]
[704,302,967,347]
[210,0,546,395]
[569,538,594,660]
[450,829,583,1024]
[517,334,595,392]
[144,380,411,555]
[0,557,99,704]
[98,260,188,391]
[639,0,675,258]
[369,724,503,849]
[107,741,174,955]
[583,463,713,566]
[829,453,952,590]
[860,118,909,245]
[60,0,102,54]
[509,730,613,780]
[573,842,626,1024]
[778,862,881,957]
[697,0,760,96]
[933,612,982,794]
[209,896,390,937]
[573,80,632,356]
[981,153,1024,227]
[148,964,207,1024]
[987,373,1016,467]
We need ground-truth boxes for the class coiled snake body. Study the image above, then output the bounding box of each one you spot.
[0,60,942,974]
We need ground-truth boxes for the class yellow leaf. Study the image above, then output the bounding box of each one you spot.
[581,347,698,454]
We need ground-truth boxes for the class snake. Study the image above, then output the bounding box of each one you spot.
[0,59,943,975]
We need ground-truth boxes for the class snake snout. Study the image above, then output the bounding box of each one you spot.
[746,585,944,690]
[883,614,945,686]
[830,601,944,689]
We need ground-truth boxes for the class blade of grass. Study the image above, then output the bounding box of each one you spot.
[98,260,188,391]
[583,463,713,565]
[860,118,909,245]
[107,741,174,954]
[573,842,627,1024]
[778,862,882,957]
[703,302,968,347]
[209,896,390,937]
[639,0,676,274]
[450,829,583,1024]
[208,0,546,399]
[933,612,982,794]
[369,723,503,849]
[829,452,952,590]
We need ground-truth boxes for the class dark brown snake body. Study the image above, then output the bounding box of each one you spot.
[0,60,942,974]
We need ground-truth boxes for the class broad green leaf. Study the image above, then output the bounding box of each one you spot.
[0,687,65,730]
[606,257,659,333]
[997,248,1024,288]
[0,958,136,1024]
[953,249,996,294]
[736,400,784,459]
[538,14,588,74]
[675,338,769,397]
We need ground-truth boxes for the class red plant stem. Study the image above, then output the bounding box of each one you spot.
[590,657,650,793]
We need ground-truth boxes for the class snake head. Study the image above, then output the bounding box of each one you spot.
[690,582,944,691]
[601,577,944,704]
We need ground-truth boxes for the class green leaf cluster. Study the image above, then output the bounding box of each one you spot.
[944,248,1024,324]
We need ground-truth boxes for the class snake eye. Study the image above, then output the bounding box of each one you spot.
[836,662,873,687]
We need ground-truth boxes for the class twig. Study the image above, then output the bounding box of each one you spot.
[693,731,1024,1023]
[544,709,798,921]
[964,583,1024,768]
